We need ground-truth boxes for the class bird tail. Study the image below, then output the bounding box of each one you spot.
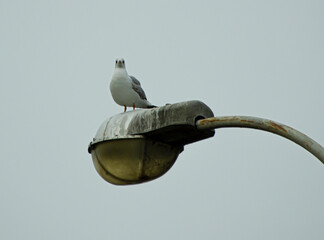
[146,105,157,109]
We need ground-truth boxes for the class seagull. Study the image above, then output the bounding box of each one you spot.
[110,58,156,112]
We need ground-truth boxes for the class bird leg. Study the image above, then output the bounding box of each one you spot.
[124,105,127,112]
[133,103,135,110]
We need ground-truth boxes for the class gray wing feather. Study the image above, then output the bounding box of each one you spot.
[130,76,141,86]
[130,76,147,100]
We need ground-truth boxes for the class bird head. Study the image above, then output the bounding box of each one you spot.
[115,58,126,69]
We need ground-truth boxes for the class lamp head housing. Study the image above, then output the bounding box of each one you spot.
[88,100,214,185]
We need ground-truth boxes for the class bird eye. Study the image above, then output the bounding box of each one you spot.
[115,60,117,64]
[122,60,124,64]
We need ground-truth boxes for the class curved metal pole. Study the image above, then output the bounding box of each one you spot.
[196,116,324,164]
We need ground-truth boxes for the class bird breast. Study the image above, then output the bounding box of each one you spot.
[110,72,137,106]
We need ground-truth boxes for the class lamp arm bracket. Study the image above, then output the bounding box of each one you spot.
[196,116,324,164]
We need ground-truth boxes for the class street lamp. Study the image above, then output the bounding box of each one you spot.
[88,100,324,185]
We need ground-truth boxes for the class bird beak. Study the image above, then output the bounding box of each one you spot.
[115,59,125,68]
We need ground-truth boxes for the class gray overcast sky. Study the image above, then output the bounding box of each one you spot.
[1,0,323,239]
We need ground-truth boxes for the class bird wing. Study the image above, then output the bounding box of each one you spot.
[130,76,147,100]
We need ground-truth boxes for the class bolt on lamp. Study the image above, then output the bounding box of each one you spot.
[88,100,324,185]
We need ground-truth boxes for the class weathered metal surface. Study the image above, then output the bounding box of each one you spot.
[88,100,215,153]
[196,116,324,164]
